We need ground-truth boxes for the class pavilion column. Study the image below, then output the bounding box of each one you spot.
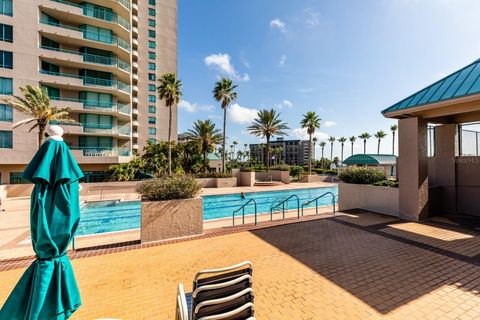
[398,117,429,220]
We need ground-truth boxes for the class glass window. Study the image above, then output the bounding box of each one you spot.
[0,50,12,69]
[148,84,156,92]
[148,62,156,70]
[148,105,156,113]
[79,136,112,148]
[148,95,156,102]
[0,130,12,148]
[148,19,156,27]
[41,36,59,49]
[83,3,114,22]
[80,24,113,44]
[148,51,156,59]
[0,77,12,94]
[149,0,156,5]
[41,86,60,99]
[10,172,30,184]
[0,104,12,122]
[40,12,59,24]
[148,40,156,49]
[148,29,156,38]
[79,91,113,107]
[148,8,156,16]
[148,116,156,124]
[0,0,13,16]
[148,138,156,143]
[41,61,60,73]
[79,114,113,129]
[148,127,156,135]
[148,73,156,81]
[0,23,13,42]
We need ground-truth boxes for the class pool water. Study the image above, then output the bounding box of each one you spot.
[77,186,337,236]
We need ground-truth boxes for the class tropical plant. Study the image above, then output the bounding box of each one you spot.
[136,174,201,201]
[142,141,184,176]
[300,111,321,174]
[328,136,336,161]
[358,132,371,154]
[185,119,222,173]
[290,166,304,181]
[338,137,347,164]
[312,137,318,162]
[319,141,326,160]
[157,73,182,175]
[2,85,76,147]
[374,130,387,154]
[247,109,289,171]
[338,167,387,185]
[349,136,356,155]
[108,158,144,182]
[390,124,398,155]
[213,78,238,172]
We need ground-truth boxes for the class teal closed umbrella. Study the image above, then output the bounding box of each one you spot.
[0,130,84,320]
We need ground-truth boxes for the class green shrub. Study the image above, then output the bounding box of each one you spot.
[195,172,233,178]
[136,174,201,201]
[290,166,304,179]
[240,167,255,172]
[270,164,290,171]
[338,167,387,185]
[373,179,399,188]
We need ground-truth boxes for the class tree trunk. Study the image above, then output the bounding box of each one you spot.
[266,137,270,171]
[330,143,333,162]
[341,144,344,163]
[204,150,207,173]
[363,140,366,154]
[351,143,354,156]
[38,124,46,148]
[392,132,396,155]
[377,139,380,154]
[222,108,227,173]
[308,134,312,174]
[168,105,172,175]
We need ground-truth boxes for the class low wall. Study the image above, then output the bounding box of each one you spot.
[300,175,338,183]
[338,182,399,217]
[195,177,237,188]
[255,170,290,183]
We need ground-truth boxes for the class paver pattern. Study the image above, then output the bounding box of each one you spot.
[1,211,480,319]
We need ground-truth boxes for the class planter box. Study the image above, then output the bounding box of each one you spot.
[195,177,237,188]
[141,197,203,242]
[255,171,290,184]
[238,171,255,187]
[338,182,399,216]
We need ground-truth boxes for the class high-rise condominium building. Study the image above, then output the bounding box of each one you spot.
[249,138,311,166]
[0,0,177,184]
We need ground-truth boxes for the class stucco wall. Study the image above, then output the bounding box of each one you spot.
[338,182,399,217]
[255,171,290,183]
[195,177,237,188]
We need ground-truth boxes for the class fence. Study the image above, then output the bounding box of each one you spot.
[459,122,480,156]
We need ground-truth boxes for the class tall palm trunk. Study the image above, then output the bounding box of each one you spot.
[321,147,324,160]
[330,143,333,162]
[168,105,172,174]
[308,134,312,174]
[266,136,270,171]
[222,108,227,173]
[377,139,381,154]
[351,143,354,155]
[392,131,396,155]
[203,150,207,173]
[38,124,46,147]
[341,144,344,163]
[363,140,366,154]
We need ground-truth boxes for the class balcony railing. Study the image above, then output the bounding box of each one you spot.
[69,146,131,157]
[39,70,131,93]
[50,0,130,30]
[82,123,131,136]
[40,45,130,72]
[40,19,131,52]
[49,96,131,115]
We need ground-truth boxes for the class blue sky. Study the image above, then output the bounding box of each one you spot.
[177,0,480,157]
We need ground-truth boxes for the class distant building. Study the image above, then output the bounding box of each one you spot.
[343,154,397,177]
[249,138,311,166]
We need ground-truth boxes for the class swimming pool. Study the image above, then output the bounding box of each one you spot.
[77,186,337,236]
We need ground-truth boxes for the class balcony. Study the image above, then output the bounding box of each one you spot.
[50,97,131,118]
[69,146,131,163]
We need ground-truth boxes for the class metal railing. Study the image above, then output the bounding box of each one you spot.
[39,70,131,93]
[49,97,131,115]
[459,122,480,156]
[69,146,131,157]
[232,199,257,226]
[300,192,336,216]
[270,195,300,220]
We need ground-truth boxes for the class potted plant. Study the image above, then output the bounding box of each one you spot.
[137,174,202,242]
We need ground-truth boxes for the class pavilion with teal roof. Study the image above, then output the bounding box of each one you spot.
[383,58,480,221]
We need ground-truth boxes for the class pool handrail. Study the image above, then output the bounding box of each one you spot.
[301,192,336,216]
[232,199,258,226]
[269,194,300,220]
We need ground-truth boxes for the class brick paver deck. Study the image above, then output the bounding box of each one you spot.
[1,211,480,319]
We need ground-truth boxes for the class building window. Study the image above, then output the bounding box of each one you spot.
[0,0,12,17]
[0,104,12,122]
[148,40,156,49]
[148,73,156,81]
[0,23,13,42]
[148,95,156,102]
[148,84,156,92]
[148,19,156,27]
[0,77,13,95]
[0,130,12,148]
[148,127,156,135]
[148,105,156,113]
[80,24,113,44]
[0,50,12,69]
[148,138,156,143]
[80,171,108,183]
[148,51,156,59]
[149,0,156,4]
[41,86,60,99]
[148,116,156,124]
[148,30,156,38]
[10,172,30,184]
[148,8,156,16]
[41,61,60,73]
[41,36,60,49]
[148,62,156,70]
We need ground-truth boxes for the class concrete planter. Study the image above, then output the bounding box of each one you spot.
[338,182,399,217]
[300,174,337,183]
[238,171,255,187]
[141,197,203,242]
[195,177,237,188]
[255,171,290,183]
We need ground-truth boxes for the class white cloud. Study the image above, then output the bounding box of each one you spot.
[279,54,287,67]
[291,127,329,141]
[178,100,214,113]
[270,18,286,33]
[204,53,249,81]
[228,103,258,124]
[275,99,293,109]
[303,8,320,27]
[324,121,337,128]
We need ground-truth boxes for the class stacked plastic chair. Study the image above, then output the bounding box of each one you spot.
[176,261,255,320]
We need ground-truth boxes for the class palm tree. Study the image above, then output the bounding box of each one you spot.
[2,85,75,147]
[349,136,356,155]
[320,141,326,160]
[328,137,336,162]
[390,124,398,155]
[358,132,371,154]
[338,137,347,164]
[213,78,238,172]
[312,137,318,163]
[157,73,182,175]
[232,141,238,159]
[300,111,321,174]
[185,119,222,173]
[374,130,387,154]
[247,109,289,171]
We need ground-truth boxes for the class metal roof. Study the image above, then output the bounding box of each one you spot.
[207,153,221,161]
[382,58,480,114]
[343,154,397,166]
